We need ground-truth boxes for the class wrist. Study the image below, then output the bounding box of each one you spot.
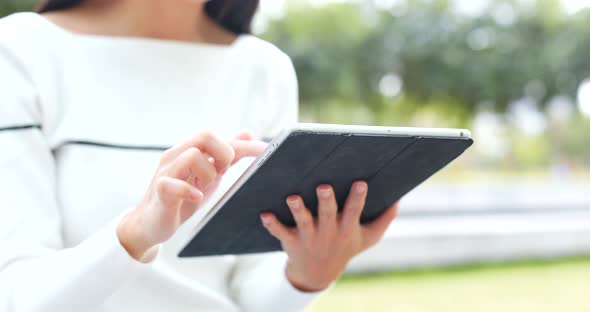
[285,263,332,292]
[116,212,158,263]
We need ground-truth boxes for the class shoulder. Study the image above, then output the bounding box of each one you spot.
[0,12,59,46]
[0,12,65,79]
[237,35,296,77]
[0,13,64,125]
[235,37,299,137]
[0,12,66,73]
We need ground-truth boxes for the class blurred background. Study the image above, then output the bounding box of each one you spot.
[2,0,589,311]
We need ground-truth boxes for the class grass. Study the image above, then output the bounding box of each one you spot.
[430,167,590,184]
[305,258,590,312]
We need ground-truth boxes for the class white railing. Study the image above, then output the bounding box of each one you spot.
[346,181,590,273]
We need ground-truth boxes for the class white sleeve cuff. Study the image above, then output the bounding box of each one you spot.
[271,255,328,309]
[235,253,329,312]
[8,218,150,311]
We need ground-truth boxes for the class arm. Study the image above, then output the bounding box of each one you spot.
[0,43,145,312]
[228,48,326,312]
[0,35,269,311]
[228,47,401,312]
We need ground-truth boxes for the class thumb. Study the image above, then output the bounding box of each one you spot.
[362,201,400,248]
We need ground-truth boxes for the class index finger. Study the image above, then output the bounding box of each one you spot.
[192,132,236,171]
[229,139,268,164]
[163,131,235,172]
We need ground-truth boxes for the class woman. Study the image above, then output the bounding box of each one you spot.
[0,0,400,311]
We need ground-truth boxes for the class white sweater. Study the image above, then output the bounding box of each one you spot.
[0,12,321,312]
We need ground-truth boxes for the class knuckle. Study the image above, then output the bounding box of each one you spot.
[202,166,217,182]
[186,147,202,158]
[321,212,337,224]
[294,210,306,221]
[298,215,313,228]
[351,203,364,215]
[269,225,282,236]
[302,242,316,254]
[224,143,236,162]
[156,166,168,177]
[175,184,190,197]
[159,149,174,164]
[338,233,353,243]
[348,197,365,211]
[265,224,278,238]
[155,177,170,193]
[199,130,215,142]
[339,229,354,241]
[322,231,337,244]
[321,204,337,215]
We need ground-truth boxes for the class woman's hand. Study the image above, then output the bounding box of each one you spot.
[117,130,266,262]
[260,182,399,292]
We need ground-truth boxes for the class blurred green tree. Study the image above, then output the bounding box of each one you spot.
[263,0,590,115]
[0,0,36,17]
[2,0,590,166]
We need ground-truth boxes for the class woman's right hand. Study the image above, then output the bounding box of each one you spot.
[116,130,266,262]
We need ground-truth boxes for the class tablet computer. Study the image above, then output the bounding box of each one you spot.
[179,123,473,257]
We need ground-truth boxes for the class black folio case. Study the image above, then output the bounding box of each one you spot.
[179,129,473,257]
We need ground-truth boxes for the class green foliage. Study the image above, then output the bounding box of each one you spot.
[261,1,590,169]
[553,116,590,164]
[263,1,590,114]
[0,0,36,17]
[511,132,551,168]
[264,4,375,106]
[2,0,589,169]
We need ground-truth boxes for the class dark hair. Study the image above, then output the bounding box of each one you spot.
[37,0,259,34]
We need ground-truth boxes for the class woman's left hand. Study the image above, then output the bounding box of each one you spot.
[260,181,400,292]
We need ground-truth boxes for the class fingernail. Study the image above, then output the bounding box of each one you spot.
[260,214,271,226]
[318,185,331,199]
[287,196,300,209]
[191,188,203,200]
[355,182,367,194]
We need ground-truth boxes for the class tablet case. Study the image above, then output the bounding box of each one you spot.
[179,131,473,257]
